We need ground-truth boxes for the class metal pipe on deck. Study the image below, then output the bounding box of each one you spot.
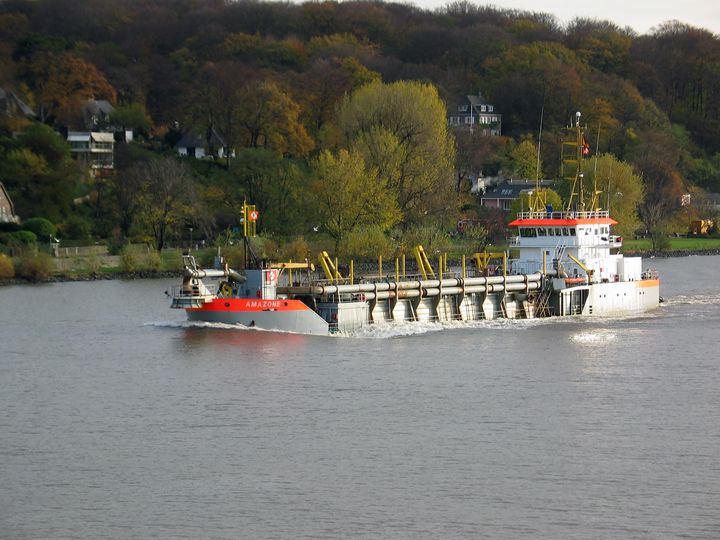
[278,272,543,298]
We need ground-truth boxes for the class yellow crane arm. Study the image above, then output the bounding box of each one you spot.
[269,262,315,271]
[318,251,342,282]
[567,253,594,276]
[412,245,435,280]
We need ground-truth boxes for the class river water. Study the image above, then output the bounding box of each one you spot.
[1,256,719,539]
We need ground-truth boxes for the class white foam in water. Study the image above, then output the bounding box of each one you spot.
[662,293,720,307]
[570,329,618,345]
[144,320,292,333]
[148,303,666,339]
[341,316,559,339]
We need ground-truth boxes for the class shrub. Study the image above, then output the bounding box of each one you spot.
[142,250,162,272]
[219,245,245,270]
[249,234,279,260]
[120,245,137,272]
[0,230,37,246]
[22,217,56,239]
[397,224,452,255]
[0,253,14,279]
[280,236,311,262]
[107,234,129,255]
[120,245,163,272]
[15,251,54,282]
[342,226,395,260]
[84,255,102,274]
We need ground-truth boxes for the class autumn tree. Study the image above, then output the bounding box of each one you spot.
[310,149,401,252]
[20,51,116,125]
[295,56,380,141]
[131,158,198,251]
[236,79,314,156]
[336,80,456,226]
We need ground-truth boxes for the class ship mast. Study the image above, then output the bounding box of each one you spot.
[529,105,547,213]
[562,111,602,213]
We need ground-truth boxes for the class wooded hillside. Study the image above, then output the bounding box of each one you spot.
[1,0,719,252]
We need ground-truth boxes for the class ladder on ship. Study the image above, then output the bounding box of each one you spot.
[534,241,567,317]
[534,280,553,317]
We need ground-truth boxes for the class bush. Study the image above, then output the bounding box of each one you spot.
[249,234,279,260]
[120,245,138,272]
[0,230,38,246]
[279,236,311,262]
[83,255,102,274]
[0,253,14,279]
[143,250,162,272]
[15,251,53,282]
[120,245,163,272]
[107,234,129,255]
[397,224,452,255]
[342,226,395,260]
[219,245,245,270]
[22,217,56,239]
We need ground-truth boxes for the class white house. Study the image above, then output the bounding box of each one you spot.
[67,131,114,175]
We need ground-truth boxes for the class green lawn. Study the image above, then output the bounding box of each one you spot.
[623,236,720,252]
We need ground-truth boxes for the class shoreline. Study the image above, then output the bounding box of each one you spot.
[0,270,182,286]
[1,249,719,286]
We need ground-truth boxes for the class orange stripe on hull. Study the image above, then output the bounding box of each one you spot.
[190,298,311,313]
[636,279,660,288]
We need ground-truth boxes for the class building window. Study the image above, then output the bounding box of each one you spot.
[489,105,494,112]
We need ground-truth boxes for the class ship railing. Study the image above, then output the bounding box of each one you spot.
[169,283,218,299]
[516,210,610,220]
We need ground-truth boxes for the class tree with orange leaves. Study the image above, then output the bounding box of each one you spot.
[22,52,116,125]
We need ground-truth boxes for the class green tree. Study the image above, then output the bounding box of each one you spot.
[510,139,542,179]
[336,80,456,226]
[109,103,152,136]
[483,42,586,135]
[582,153,644,237]
[311,149,401,252]
[0,124,80,223]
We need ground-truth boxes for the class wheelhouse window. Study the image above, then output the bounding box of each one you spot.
[519,227,537,237]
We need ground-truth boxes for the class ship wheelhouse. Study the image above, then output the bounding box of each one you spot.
[509,210,625,282]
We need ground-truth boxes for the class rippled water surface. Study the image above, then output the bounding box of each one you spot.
[1,256,719,539]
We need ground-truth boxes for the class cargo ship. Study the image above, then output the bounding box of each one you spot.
[169,113,660,334]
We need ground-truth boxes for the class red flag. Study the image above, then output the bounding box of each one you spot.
[582,136,590,156]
